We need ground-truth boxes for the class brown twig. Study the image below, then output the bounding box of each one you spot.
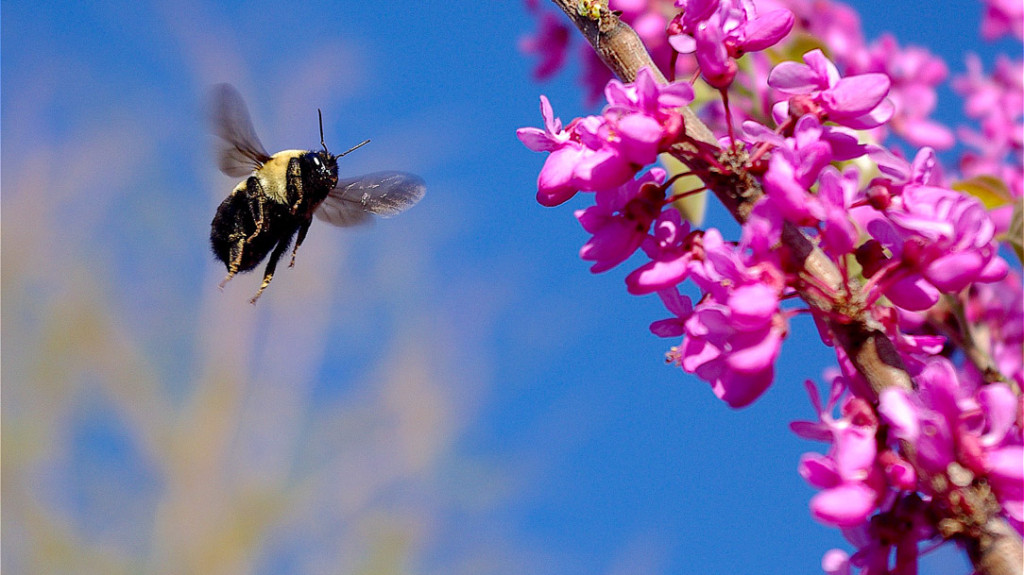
[545,2,1023,573]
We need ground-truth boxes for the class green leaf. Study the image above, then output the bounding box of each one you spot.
[952,175,1012,209]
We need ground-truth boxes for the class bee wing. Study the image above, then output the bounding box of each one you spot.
[315,171,426,227]
[211,84,272,178]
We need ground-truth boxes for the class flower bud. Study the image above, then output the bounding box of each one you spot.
[855,240,888,278]
[865,180,892,210]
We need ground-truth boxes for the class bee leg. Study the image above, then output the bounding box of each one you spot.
[249,233,294,305]
[218,184,267,290]
[219,240,246,288]
[219,269,237,289]
[218,177,273,290]
[219,231,249,288]
[245,177,268,242]
[219,244,239,288]
[286,157,304,214]
[288,220,312,268]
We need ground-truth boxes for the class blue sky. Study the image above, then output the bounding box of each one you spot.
[2,1,1010,573]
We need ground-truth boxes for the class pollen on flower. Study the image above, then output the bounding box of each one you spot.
[665,346,683,366]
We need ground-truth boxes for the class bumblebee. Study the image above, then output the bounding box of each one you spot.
[209,84,425,304]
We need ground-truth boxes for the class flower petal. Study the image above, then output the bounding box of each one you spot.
[650,318,685,337]
[823,74,891,117]
[713,366,774,407]
[742,9,794,51]
[626,254,693,295]
[879,388,920,442]
[799,453,840,488]
[810,483,877,527]
[978,384,1018,447]
[768,61,820,93]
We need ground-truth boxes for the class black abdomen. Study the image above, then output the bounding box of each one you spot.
[210,190,281,273]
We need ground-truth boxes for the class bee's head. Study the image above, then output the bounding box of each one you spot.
[308,150,339,190]
[311,108,368,190]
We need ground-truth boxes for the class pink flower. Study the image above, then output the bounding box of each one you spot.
[980,0,1024,40]
[966,273,1024,387]
[817,166,859,257]
[678,293,781,407]
[796,393,884,527]
[801,428,881,527]
[671,232,787,408]
[847,34,953,150]
[851,147,1009,310]
[669,0,794,89]
[517,95,582,205]
[603,66,694,150]
[626,208,696,295]
[518,69,696,206]
[768,49,893,129]
[517,98,636,206]
[761,115,832,225]
[887,184,1006,292]
[879,357,1024,527]
[865,182,1008,309]
[575,169,666,273]
[692,13,738,89]
[649,287,694,337]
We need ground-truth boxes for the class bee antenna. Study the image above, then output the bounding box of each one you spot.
[337,139,371,158]
[318,108,329,154]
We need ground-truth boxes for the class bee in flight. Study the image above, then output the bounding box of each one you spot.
[209,83,425,304]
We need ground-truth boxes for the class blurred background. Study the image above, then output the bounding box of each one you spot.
[2,1,1009,573]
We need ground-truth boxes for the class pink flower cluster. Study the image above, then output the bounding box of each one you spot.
[661,229,789,408]
[791,376,903,529]
[519,0,1023,571]
[517,68,694,207]
[799,359,1023,573]
[518,4,1019,398]
[768,49,893,130]
[668,0,794,89]
[882,359,1023,529]
[852,147,1009,311]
